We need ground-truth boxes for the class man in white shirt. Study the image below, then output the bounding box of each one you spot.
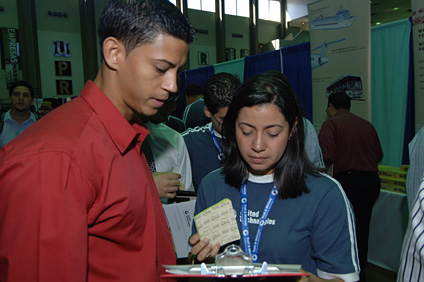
[137,92,194,203]
[398,176,424,282]
[0,80,37,149]
[406,127,424,214]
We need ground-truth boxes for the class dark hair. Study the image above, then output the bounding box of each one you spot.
[9,80,34,98]
[183,83,203,98]
[98,0,195,60]
[43,98,62,109]
[222,72,313,199]
[328,92,351,110]
[203,73,241,115]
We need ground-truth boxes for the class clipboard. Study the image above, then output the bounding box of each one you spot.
[161,245,309,281]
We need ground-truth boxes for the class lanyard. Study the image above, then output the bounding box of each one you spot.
[241,181,278,263]
[211,128,224,162]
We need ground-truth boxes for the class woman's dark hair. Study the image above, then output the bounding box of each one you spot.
[98,0,195,60]
[222,72,313,199]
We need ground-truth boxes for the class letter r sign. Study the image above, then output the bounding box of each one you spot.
[198,52,209,65]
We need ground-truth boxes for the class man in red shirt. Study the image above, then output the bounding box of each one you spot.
[0,1,194,281]
[319,92,383,282]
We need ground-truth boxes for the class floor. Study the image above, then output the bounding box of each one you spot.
[365,263,397,282]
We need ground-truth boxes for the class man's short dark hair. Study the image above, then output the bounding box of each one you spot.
[43,98,63,109]
[98,0,195,60]
[328,92,351,110]
[183,83,203,98]
[203,73,241,115]
[9,80,34,98]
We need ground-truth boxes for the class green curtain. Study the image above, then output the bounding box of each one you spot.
[213,58,245,81]
[371,19,411,166]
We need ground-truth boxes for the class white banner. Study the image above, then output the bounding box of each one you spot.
[308,0,370,123]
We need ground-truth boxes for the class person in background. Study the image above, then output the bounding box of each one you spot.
[134,91,194,204]
[40,97,63,116]
[405,127,424,215]
[318,92,383,282]
[184,83,204,105]
[398,176,424,282]
[190,72,359,282]
[0,80,37,149]
[182,83,210,129]
[162,88,186,133]
[182,72,241,189]
[0,0,194,281]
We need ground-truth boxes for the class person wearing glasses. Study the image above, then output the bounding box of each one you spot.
[0,80,38,149]
[182,72,241,189]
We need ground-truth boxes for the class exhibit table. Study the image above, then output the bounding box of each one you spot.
[367,190,409,273]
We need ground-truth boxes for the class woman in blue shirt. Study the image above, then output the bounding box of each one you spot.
[189,72,360,282]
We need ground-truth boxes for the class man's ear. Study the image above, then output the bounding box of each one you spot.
[102,37,124,71]
[204,106,212,118]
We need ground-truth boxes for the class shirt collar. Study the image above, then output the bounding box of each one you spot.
[80,81,149,154]
[209,122,222,138]
[4,110,37,123]
[248,173,274,183]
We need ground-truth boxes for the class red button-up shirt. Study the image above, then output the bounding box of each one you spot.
[0,81,175,281]
[318,109,383,176]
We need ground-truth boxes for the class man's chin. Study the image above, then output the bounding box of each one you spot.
[14,107,30,112]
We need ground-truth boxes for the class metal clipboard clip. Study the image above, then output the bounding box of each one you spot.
[205,244,268,276]
[163,244,302,277]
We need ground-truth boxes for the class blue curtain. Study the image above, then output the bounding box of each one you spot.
[371,19,411,166]
[242,44,313,121]
[243,50,282,81]
[175,66,214,119]
[281,42,313,121]
[402,18,415,165]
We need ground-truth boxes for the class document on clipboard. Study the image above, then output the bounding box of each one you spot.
[194,198,240,246]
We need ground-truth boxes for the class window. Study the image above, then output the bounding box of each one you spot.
[259,0,281,22]
[225,0,249,17]
[168,0,176,5]
[188,0,215,12]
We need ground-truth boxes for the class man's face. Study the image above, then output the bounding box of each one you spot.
[113,34,189,120]
[205,106,228,135]
[9,86,33,112]
[40,101,54,116]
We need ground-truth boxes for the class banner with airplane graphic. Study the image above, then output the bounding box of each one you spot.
[308,0,370,123]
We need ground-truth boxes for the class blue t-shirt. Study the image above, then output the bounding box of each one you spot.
[193,169,360,282]
[182,123,223,189]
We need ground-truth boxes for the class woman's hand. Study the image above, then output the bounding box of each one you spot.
[189,233,220,263]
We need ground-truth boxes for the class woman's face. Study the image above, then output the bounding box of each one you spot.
[235,103,294,176]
